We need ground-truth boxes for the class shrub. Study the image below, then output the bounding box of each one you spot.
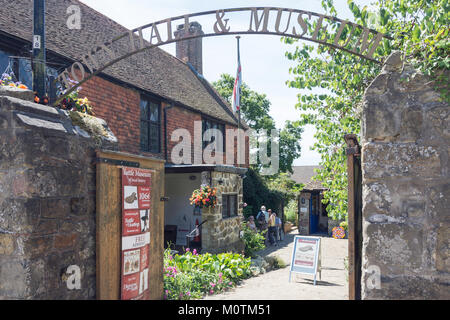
[243,205,254,220]
[284,199,298,225]
[243,168,284,215]
[163,248,252,300]
[241,223,266,258]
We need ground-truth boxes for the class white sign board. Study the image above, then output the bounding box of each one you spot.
[289,236,321,285]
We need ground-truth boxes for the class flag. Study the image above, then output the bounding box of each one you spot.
[232,38,242,113]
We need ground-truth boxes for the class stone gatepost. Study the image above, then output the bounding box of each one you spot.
[361,52,449,299]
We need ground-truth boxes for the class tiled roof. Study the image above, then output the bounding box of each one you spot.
[290,165,326,191]
[0,0,240,126]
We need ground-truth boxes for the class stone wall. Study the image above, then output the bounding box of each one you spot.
[361,52,449,299]
[201,170,245,253]
[0,88,117,299]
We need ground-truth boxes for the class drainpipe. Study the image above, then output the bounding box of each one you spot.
[164,103,174,162]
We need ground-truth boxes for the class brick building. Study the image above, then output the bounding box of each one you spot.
[0,0,248,252]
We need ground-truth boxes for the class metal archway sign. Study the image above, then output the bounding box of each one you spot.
[53,7,391,106]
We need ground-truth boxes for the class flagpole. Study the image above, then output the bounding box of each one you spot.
[236,36,241,168]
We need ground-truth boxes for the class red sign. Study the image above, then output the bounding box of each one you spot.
[121,273,140,300]
[140,244,149,270]
[138,186,151,209]
[122,210,141,236]
[121,167,153,300]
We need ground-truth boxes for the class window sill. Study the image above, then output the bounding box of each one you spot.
[221,215,239,221]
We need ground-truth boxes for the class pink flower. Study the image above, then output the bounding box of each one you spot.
[210,289,214,294]
[193,249,197,255]
[210,282,216,288]
[186,248,190,252]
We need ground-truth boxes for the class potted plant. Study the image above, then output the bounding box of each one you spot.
[0,72,28,90]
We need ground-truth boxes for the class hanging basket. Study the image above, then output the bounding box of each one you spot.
[189,185,217,209]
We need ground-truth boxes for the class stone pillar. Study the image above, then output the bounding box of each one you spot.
[361,51,449,299]
[201,171,245,254]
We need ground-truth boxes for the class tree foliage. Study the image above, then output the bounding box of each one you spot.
[212,73,303,174]
[264,172,304,203]
[284,0,449,221]
[242,168,285,219]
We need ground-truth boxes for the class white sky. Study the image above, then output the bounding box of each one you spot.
[79,0,372,166]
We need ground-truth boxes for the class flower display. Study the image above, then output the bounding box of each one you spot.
[0,72,28,90]
[57,79,94,115]
[0,72,94,115]
[163,248,251,300]
[189,185,217,208]
[332,226,346,239]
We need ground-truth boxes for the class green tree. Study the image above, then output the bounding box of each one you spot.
[284,0,449,221]
[212,73,275,132]
[212,74,303,174]
[242,167,285,218]
[265,172,304,202]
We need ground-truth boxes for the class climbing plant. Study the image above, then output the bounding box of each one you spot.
[284,0,449,221]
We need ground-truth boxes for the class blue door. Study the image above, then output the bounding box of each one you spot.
[309,196,318,234]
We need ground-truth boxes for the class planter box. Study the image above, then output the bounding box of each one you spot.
[284,222,293,234]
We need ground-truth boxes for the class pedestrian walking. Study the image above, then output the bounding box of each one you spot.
[275,212,283,241]
[256,205,269,244]
[267,209,277,246]
[256,205,268,230]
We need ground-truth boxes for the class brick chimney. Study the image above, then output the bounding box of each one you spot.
[174,22,204,74]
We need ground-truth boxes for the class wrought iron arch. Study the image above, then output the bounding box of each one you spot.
[53,7,391,106]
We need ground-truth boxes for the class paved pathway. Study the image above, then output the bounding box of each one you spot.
[204,229,348,300]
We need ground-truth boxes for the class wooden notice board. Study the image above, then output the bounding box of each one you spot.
[96,150,165,300]
[120,167,153,300]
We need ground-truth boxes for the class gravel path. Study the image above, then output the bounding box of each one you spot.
[204,229,348,300]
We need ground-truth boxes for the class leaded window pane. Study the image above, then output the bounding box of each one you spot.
[149,124,160,153]
[140,120,149,151]
[150,102,159,122]
[222,195,228,219]
[140,100,148,121]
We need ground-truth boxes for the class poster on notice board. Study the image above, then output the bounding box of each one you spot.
[121,167,153,300]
